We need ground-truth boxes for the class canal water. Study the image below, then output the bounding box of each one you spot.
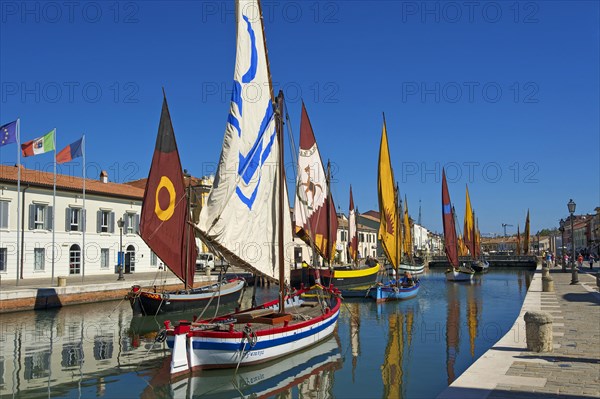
[0,268,532,399]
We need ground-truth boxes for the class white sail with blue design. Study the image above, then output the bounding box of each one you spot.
[198,0,292,284]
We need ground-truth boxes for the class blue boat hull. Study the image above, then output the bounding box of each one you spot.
[370,280,420,303]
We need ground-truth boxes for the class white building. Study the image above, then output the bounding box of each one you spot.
[336,214,378,264]
[0,165,158,281]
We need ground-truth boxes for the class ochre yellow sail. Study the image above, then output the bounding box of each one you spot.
[464,186,475,257]
[403,196,412,258]
[378,117,400,268]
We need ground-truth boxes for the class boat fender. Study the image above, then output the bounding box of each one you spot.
[163,293,170,301]
[155,328,167,343]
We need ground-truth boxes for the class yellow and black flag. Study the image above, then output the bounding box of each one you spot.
[140,92,197,288]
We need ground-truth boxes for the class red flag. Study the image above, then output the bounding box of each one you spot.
[139,93,197,288]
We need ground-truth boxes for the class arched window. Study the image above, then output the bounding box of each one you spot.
[69,244,81,274]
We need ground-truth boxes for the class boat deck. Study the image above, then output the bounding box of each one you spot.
[190,298,331,334]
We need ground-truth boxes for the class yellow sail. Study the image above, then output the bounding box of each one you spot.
[464,186,475,258]
[378,117,400,268]
[403,195,412,258]
[474,218,481,258]
[523,210,530,255]
[457,236,468,257]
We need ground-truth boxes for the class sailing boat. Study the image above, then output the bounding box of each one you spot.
[442,169,474,282]
[163,0,341,374]
[291,103,379,289]
[370,115,420,302]
[398,196,425,275]
[464,186,488,273]
[127,93,245,317]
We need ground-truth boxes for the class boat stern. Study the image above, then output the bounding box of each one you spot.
[169,321,192,375]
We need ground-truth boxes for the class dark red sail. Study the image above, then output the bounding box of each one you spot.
[140,94,197,288]
[442,169,459,268]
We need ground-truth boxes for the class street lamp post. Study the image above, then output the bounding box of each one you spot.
[117,217,125,281]
[559,218,566,273]
[568,199,578,285]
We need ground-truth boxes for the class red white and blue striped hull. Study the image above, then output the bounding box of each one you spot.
[165,288,341,375]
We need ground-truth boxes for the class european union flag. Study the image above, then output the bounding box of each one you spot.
[0,120,17,147]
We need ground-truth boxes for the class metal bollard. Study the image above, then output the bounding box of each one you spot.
[524,311,553,352]
[542,275,554,292]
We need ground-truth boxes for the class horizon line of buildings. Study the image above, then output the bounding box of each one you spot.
[1,164,597,281]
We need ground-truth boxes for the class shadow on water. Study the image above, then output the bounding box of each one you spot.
[562,292,600,304]
[514,354,600,365]
[442,386,595,399]
[34,288,61,310]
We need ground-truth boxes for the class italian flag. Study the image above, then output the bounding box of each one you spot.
[21,129,55,157]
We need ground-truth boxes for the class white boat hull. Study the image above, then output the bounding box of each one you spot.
[166,288,341,374]
[445,269,474,282]
[188,310,338,369]
[398,263,425,275]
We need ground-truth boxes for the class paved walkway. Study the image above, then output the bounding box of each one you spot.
[438,262,600,399]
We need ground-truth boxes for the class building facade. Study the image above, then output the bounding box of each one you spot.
[0,165,157,281]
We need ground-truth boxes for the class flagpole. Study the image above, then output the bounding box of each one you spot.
[81,135,86,282]
[52,129,56,284]
[16,118,21,286]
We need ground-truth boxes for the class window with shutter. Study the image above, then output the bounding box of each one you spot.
[46,206,53,230]
[126,213,135,234]
[98,210,110,233]
[0,248,7,271]
[29,204,35,230]
[65,208,71,232]
[0,201,8,229]
[96,211,102,233]
[109,212,115,233]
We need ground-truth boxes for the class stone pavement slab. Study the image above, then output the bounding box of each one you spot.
[438,263,600,399]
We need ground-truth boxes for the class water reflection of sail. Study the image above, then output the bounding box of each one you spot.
[381,313,404,399]
[466,284,480,358]
[446,284,460,385]
[148,336,341,399]
[349,302,361,381]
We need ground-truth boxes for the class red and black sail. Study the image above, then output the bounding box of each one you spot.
[442,169,459,268]
[140,93,197,288]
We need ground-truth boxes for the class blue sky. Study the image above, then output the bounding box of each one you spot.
[1,1,598,236]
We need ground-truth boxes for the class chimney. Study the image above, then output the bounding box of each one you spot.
[100,170,108,183]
